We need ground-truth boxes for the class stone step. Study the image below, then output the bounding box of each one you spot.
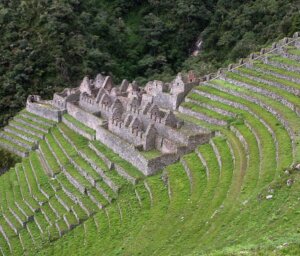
[62,115,95,141]
[0,225,12,254]
[229,126,250,168]
[88,142,139,185]
[234,68,300,97]
[266,56,300,73]
[207,81,296,159]
[180,158,193,190]
[279,48,300,61]
[0,132,35,150]
[178,105,227,126]
[209,139,222,170]
[3,214,19,235]
[45,136,102,211]
[9,121,44,139]
[58,183,92,218]
[20,112,55,128]
[8,208,26,229]
[0,138,28,158]
[253,62,300,84]
[57,127,119,193]
[37,149,53,177]
[114,164,139,185]
[78,150,119,193]
[13,117,49,133]
[88,142,114,170]
[185,97,235,117]
[191,87,279,169]
[29,157,51,200]
[3,126,39,143]
[220,76,300,117]
[244,120,263,176]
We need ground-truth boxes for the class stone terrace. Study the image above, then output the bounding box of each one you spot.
[25,71,212,175]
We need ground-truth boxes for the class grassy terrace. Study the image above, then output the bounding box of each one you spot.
[39,140,61,175]
[226,71,300,109]
[1,131,33,148]
[211,78,300,161]
[1,41,300,255]
[189,89,278,187]
[15,116,50,132]
[269,55,300,68]
[287,47,300,56]
[20,110,56,126]
[9,120,45,137]
[63,114,95,136]
[5,126,40,142]
[254,61,300,80]
[52,127,117,200]
[193,84,292,168]
[140,149,162,159]
[238,66,300,91]
[90,140,143,180]
[0,110,158,255]
[0,137,28,153]
[181,101,232,123]
[0,111,57,159]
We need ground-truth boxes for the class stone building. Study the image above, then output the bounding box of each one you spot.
[26,71,212,175]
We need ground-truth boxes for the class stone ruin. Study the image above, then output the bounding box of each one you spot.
[26,71,213,175]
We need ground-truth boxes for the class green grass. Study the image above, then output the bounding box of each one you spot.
[4,125,40,142]
[20,110,56,126]
[90,140,143,180]
[238,66,300,90]
[63,114,95,136]
[269,55,300,68]
[15,115,50,131]
[181,101,232,122]
[287,47,300,56]
[0,137,28,153]
[1,46,300,255]
[1,131,33,147]
[140,149,162,159]
[254,61,300,80]
[9,120,45,137]
[210,78,300,161]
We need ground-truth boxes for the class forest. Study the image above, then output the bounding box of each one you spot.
[0,0,299,127]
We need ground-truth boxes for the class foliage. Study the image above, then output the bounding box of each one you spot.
[0,0,299,126]
[0,149,20,174]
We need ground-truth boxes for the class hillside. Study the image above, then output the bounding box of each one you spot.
[0,0,299,128]
[0,33,299,255]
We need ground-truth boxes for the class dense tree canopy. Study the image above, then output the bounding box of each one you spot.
[0,0,299,126]
[0,148,20,174]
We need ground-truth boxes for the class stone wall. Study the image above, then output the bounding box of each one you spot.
[178,105,227,126]
[26,102,63,122]
[79,94,100,113]
[108,119,146,149]
[0,141,28,158]
[95,123,212,176]
[95,125,152,175]
[62,116,95,141]
[66,102,102,130]
[200,32,300,83]
[151,83,195,111]
[152,93,177,110]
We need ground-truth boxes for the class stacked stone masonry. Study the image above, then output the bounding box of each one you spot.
[25,71,212,175]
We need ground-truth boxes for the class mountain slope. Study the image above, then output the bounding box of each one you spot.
[0,34,299,255]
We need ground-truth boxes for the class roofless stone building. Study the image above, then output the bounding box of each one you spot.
[26,71,213,175]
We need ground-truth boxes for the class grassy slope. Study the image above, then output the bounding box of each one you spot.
[1,42,300,255]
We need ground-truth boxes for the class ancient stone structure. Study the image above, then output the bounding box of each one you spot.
[26,71,213,175]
